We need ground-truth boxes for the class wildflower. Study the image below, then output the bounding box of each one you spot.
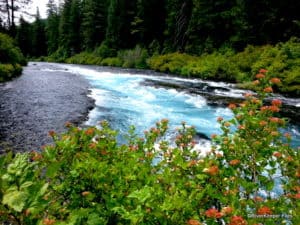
[284,132,291,139]
[271,99,282,106]
[211,134,217,139]
[221,206,233,215]
[253,196,264,202]
[273,152,282,158]
[238,125,245,130]
[217,117,223,122]
[257,206,272,215]
[229,159,240,166]
[253,80,260,85]
[229,216,247,225]
[48,130,56,137]
[205,208,222,218]
[294,193,300,199]
[263,86,273,93]
[271,131,279,136]
[188,160,198,167]
[259,120,267,126]
[255,73,265,79]
[259,69,268,73]
[269,117,280,123]
[31,151,42,161]
[43,218,56,225]
[203,165,219,176]
[224,122,231,127]
[64,121,72,128]
[24,209,31,216]
[270,77,281,84]
[187,219,202,225]
[269,105,280,112]
[81,191,90,196]
[85,128,95,136]
[89,143,97,149]
[228,103,237,110]
[243,93,253,98]
[251,98,260,104]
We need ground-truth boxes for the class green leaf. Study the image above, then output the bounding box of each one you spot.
[128,186,153,203]
[2,190,27,212]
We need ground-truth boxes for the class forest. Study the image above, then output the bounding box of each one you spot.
[0,0,300,95]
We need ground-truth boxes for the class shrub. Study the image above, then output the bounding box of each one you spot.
[66,52,102,65]
[94,42,116,58]
[101,57,123,67]
[0,71,298,225]
[118,45,149,69]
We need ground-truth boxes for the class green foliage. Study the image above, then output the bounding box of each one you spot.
[0,73,299,224]
[100,57,123,67]
[0,32,26,82]
[93,42,116,58]
[66,52,102,65]
[118,45,149,69]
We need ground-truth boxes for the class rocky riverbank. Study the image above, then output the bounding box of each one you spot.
[0,62,94,153]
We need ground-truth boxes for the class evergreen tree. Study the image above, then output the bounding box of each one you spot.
[32,8,47,57]
[16,16,33,56]
[59,0,72,57]
[69,0,82,54]
[46,0,59,54]
[105,0,137,50]
[81,0,108,50]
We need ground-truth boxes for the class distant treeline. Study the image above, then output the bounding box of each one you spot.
[1,0,299,59]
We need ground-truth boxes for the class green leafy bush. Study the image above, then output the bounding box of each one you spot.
[100,57,123,67]
[0,72,299,225]
[94,42,116,58]
[66,52,102,65]
[118,45,149,69]
[0,33,26,81]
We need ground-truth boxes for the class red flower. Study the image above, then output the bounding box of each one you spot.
[270,77,281,84]
[85,128,95,136]
[205,208,222,218]
[228,103,237,110]
[48,130,56,137]
[273,152,282,158]
[253,80,260,85]
[259,120,268,126]
[43,218,56,225]
[229,216,247,225]
[294,193,300,199]
[271,99,282,106]
[257,206,272,215]
[229,159,240,166]
[217,117,223,122]
[187,219,202,225]
[259,69,268,73]
[221,206,233,215]
[255,73,265,79]
[203,166,219,176]
[263,87,273,93]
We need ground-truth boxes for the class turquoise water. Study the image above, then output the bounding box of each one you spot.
[61,64,300,148]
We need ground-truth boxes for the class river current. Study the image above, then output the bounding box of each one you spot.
[0,62,299,152]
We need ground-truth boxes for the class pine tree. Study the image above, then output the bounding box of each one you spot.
[32,8,47,57]
[16,16,33,56]
[46,0,59,54]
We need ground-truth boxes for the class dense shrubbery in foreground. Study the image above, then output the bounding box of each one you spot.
[47,38,300,97]
[0,71,299,224]
[0,33,26,82]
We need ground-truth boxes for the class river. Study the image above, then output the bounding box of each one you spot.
[0,62,299,152]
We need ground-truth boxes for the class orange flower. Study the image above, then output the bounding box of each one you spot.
[263,87,273,93]
[229,159,240,166]
[217,117,223,122]
[31,151,42,161]
[273,152,282,158]
[259,120,268,126]
[253,196,264,202]
[270,77,281,84]
[43,218,56,225]
[188,160,198,167]
[271,99,282,106]
[211,134,217,139]
[257,206,272,215]
[243,93,253,98]
[269,117,280,123]
[203,166,219,176]
[269,105,280,112]
[48,130,56,137]
[294,193,300,199]
[284,132,291,139]
[228,103,237,109]
[85,128,95,136]
[253,80,260,85]
[238,125,245,130]
[255,73,265,79]
[64,121,72,128]
[224,122,231,127]
[229,216,247,225]
[205,208,222,218]
[259,69,268,73]
[187,219,202,225]
[221,206,233,215]
[81,191,90,196]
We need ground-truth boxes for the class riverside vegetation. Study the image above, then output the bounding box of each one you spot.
[44,37,300,97]
[0,70,299,224]
[0,33,26,82]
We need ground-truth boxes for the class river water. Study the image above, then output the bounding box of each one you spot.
[0,62,299,152]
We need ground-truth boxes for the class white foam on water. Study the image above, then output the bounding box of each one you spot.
[185,95,207,108]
